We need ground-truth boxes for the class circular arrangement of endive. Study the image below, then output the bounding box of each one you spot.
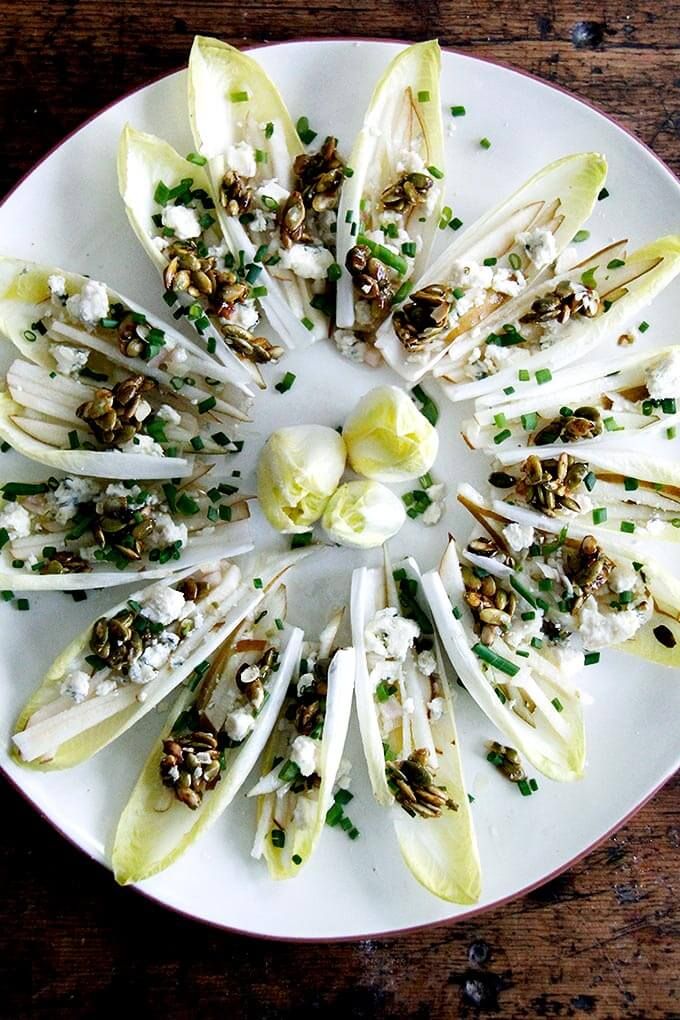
[1,39,679,939]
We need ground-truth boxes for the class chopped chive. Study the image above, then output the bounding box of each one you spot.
[325,802,344,827]
[472,643,519,677]
[417,89,431,102]
[230,90,249,103]
[207,506,218,522]
[503,386,515,396]
[253,577,263,589]
[581,267,598,289]
[620,521,636,534]
[479,137,491,149]
[607,258,625,269]
[254,148,267,164]
[291,531,313,549]
[530,636,543,649]
[538,578,552,591]
[619,589,634,604]
[1,589,13,601]
[16,598,29,611]
[392,280,413,305]
[218,505,232,522]
[342,166,354,178]
[427,164,444,179]
[667,426,677,440]
[449,216,463,230]
[483,257,497,267]
[521,610,536,621]
[510,575,537,609]
[301,316,314,331]
[190,435,205,451]
[529,778,538,792]
[270,828,285,848]
[584,471,597,492]
[274,372,296,394]
[521,412,538,431]
[661,398,677,414]
[638,320,650,332]
[516,650,530,658]
[327,262,342,282]
[598,187,609,200]
[452,605,462,620]
[517,779,532,797]
[508,252,522,270]
[186,151,207,166]
[176,493,200,516]
[535,368,552,385]
[603,416,623,432]
[518,368,530,382]
[264,121,274,139]
[584,651,600,665]
[493,429,511,445]
[296,116,317,145]
[401,241,417,257]
[572,230,590,242]
[450,104,466,116]
[411,384,439,426]
[197,396,216,414]
[623,477,638,491]
[68,430,80,450]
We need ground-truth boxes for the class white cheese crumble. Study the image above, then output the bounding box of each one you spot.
[161,204,202,240]
[139,583,185,625]
[47,274,66,299]
[516,227,557,269]
[226,141,257,179]
[121,434,165,457]
[50,344,89,377]
[395,148,426,174]
[60,670,90,703]
[0,503,31,539]
[577,595,649,649]
[228,299,260,332]
[225,708,255,742]
[290,734,320,777]
[608,562,640,594]
[255,178,289,206]
[491,267,526,297]
[156,403,182,425]
[334,328,367,363]
[503,521,535,552]
[66,280,109,325]
[428,696,445,721]
[417,650,437,676]
[148,512,188,550]
[279,244,334,280]
[94,678,117,697]
[365,607,419,661]
[128,637,177,685]
[423,482,446,526]
[48,476,100,525]
[644,349,680,399]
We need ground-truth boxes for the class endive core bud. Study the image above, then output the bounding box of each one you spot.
[322,480,406,548]
[343,385,438,482]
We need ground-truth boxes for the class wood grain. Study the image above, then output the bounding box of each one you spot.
[0,2,678,1017]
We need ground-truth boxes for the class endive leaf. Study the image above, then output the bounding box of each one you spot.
[254,645,355,879]
[377,152,608,381]
[422,540,586,782]
[351,555,481,903]
[12,550,309,769]
[117,124,263,389]
[187,35,332,348]
[335,40,444,330]
[112,623,303,885]
[440,235,680,402]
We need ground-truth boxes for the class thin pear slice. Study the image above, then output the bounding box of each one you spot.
[335,40,444,332]
[376,152,608,382]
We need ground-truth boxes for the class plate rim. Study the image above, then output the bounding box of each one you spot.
[1,35,678,942]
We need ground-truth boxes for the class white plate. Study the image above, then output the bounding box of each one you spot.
[1,40,679,941]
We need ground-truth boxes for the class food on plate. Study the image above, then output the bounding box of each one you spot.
[12,549,309,769]
[462,345,680,454]
[257,424,347,533]
[322,480,406,548]
[342,385,438,481]
[112,583,304,883]
[188,35,341,350]
[0,259,252,478]
[351,552,480,903]
[0,472,252,589]
[435,236,680,401]
[334,40,444,361]
[249,610,355,877]
[376,153,608,381]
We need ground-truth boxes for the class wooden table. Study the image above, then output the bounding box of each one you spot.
[1,3,678,1016]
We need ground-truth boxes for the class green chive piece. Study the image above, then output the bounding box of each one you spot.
[598,187,609,200]
[275,372,296,394]
[449,217,463,230]
[450,105,466,116]
[291,531,313,549]
[186,152,207,166]
[584,471,597,492]
[493,429,511,445]
[427,164,444,179]
[584,651,600,665]
[623,477,638,491]
[190,435,205,451]
[230,90,249,103]
[301,317,314,331]
[667,427,677,440]
[472,643,519,677]
[521,412,538,431]
[479,137,491,149]
[518,369,530,382]
[483,257,497,267]
[16,598,29,611]
[508,252,522,270]
[197,396,217,414]
[581,267,598,289]
[573,229,590,242]
[535,368,552,385]
[296,116,317,145]
[620,521,635,534]
[638,320,650,333]
[411,384,439,426]
[253,577,263,589]
[510,575,537,609]
[417,90,431,102]
[607,258,625,269]
[327,262,342,282]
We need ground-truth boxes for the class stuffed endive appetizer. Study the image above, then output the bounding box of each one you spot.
[119,126,283,386]
[376,152,608,381]
[351,553,480,904]
[334,41,444,360]
[112,585,303,884]
[436,236,680,401]
[12,550,307,769]
[0,473,252,589]
[463,345,680,455]
[0,260,250,479]
[188,35,341,349]
[485,447,680,543]
[248,611,355,878]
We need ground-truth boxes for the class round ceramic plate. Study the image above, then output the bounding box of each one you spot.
[1,40,679,941]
